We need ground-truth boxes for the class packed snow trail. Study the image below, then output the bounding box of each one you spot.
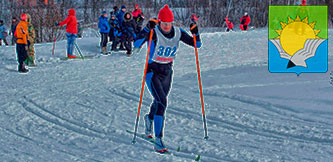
[0,29,332,161]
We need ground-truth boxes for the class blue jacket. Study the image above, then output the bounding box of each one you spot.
[98,16,110,33]
[109,18,120,37]
[0,25,7,39]
[117,10,125,25]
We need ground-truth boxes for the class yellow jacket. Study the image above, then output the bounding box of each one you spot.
[15,21,29,45]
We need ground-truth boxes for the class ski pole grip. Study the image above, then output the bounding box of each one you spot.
[150,19,159,24]
[190,24,197,30]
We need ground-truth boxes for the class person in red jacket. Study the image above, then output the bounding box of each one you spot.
[56,8,78,58]
[132,4,142,20]
[240,12,251,31]
[224,16,234,32]
[301,0,307,5]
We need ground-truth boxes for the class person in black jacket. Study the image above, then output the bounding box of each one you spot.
[10,17,18,45]
[134,13,145,34]
[121,12,136,56]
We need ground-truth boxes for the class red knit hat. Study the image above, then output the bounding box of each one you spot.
[301,0,307,5]
[21,13,28,21]
[158,5,174,23]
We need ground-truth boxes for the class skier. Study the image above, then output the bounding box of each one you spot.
[224,16,234,32]
[56,8,78,58]
[24,14,37,67]
[240,12,251,31]
[15,13,30,73]
[11,17,19,45]
[109,14,120,51]
[0,20,9,46]
[121,12,136,56]
[133,5,202,153]
[98,11,110,55]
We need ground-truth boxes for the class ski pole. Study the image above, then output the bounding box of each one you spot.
[74,42,84,59]
[132,28,155,144]
[52,35,56,56]
[191,24,209,140]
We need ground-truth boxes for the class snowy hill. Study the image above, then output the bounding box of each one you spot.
[0,28,332,161]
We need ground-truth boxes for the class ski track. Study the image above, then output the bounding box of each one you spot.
[0,28,332,161]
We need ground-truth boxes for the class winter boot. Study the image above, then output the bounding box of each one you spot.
[67,54,77,59]
[127,51,131,57]
[119,43,126,51]
[154,137,168,153]
[144,114,153,140]
[29,56,36,67]
[102,47,109,55]
[111,47,118,52]
[18,64,29,73]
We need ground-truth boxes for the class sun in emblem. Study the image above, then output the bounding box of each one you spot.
[275,15,321,56]
[270,15,325,68]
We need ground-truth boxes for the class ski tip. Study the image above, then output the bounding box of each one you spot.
[195,155,201,161]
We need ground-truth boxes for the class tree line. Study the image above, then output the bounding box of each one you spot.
[0,0,331,43]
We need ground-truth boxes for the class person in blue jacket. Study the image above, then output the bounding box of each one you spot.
[117,5,126,50]
[133,5,201,153]
[0,20,9,46]
[109,14,120,51]
[98,11,110,54]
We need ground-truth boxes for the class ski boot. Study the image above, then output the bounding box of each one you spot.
[144,114,153,141]
[67,54,77,59]
[154,137,169,154]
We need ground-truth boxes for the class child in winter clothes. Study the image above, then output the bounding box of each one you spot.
[109,14,120,51]
[0,20,9,46]
[15,13,30,73]
[133,5,202,153]
[98,11,111,54]
[224,16,234,32]
[121,12,136,56]
[56,8,78,58]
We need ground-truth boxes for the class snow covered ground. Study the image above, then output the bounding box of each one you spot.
[0,28,332,161]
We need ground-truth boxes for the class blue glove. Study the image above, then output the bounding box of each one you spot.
[55,22,59,27]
